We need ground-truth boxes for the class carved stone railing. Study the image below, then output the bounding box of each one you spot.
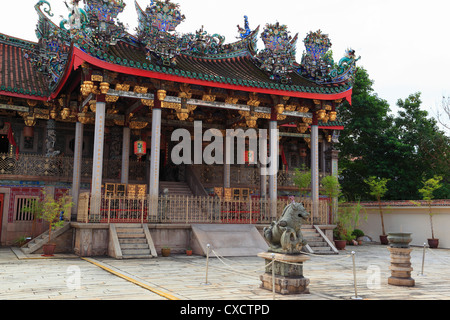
[0,153,146,182]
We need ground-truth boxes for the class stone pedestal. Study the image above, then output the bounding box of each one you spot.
[388,247,415,287]
[258,252,310,295]
[387,233,415,287]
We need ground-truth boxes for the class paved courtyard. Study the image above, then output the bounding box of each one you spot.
[1,244,450,301]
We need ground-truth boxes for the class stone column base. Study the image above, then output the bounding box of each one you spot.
[258,252,310,295]
[388,276,415,287]
[260,273,310,295]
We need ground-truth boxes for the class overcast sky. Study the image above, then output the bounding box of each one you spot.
[0,0,448,131]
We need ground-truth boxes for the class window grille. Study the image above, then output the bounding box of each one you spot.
[14,196,39,222]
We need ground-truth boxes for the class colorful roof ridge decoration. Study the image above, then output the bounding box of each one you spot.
[136,0,258,66]
[237,16,252,40]
[26,1,71,88]
[299,30,360,85]
[12,0,359,102]
[256,22,298,84]
[78,0,127,48]
[139,0,185,32]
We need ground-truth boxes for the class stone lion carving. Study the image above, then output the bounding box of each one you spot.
[263,201,311,254]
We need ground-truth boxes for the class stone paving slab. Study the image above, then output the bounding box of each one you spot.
[1,244,450,301]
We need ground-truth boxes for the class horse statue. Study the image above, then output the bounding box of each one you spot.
[263,201,311,254]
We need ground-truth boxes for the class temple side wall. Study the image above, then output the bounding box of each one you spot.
[359,206,450,249]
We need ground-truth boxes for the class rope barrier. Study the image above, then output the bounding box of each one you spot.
[425,247,450,265]
[202,244,361,300]
[211,249,274,275]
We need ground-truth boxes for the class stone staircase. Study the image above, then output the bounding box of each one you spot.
[159,181,193,196]
[302,225,339,255]
[21,223,71,254]
[111,224,157,259]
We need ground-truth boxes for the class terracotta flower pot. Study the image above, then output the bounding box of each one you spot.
[42,243,56,257]
[186,250,193,256]
[334,240,346,250]
[161,248,171,257]
[428,238,439,249]
[380,235,389,245]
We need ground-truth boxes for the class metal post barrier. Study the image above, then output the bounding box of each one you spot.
[203,244,211,285]
[351,251,363,300]
[419,242,427,276]
[272,253,276,300]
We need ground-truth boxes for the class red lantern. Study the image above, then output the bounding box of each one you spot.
[23,126,34,138]
[134,140,147,159]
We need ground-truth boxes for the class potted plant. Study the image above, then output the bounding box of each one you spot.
[14,236,31,247]
[161,246,171,257]
[186,247,193,256]
[418,176,443,249]
[334,199,367,249]
[333,224,351,250]
[364,176,390,245]
[352,229,365,245]
[23,190,73,256]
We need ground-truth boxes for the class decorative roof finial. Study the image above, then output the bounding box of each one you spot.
[256,22,298,83]
[237,15,252,39]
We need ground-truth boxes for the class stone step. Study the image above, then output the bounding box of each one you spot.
[311,246,334,251]
[117,233,146,239]
[122,254,154,259]
[308,242,329,248]
[116,228,145,234]
[122,248,152,255]
[303,233,321,237]
[113,224,157,259]
[119,238,148,244]
[120,243,149,250]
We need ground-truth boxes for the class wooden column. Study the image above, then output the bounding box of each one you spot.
[72,121,84,220]
[121,126,130,184]
[90,96,106,216]
[311,113,319,223]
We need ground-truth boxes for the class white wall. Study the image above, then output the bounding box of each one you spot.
[359,206,450,249]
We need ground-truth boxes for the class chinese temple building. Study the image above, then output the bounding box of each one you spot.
[0,0,358,255]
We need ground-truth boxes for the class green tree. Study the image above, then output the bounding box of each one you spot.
[338,67,395,200]
[364,176,390,236]
[392,93,450,199]
[338,68,450,201]
[418,176,443,240]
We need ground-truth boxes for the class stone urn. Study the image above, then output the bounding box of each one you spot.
[387,233,412,248]
[387,232,415,287]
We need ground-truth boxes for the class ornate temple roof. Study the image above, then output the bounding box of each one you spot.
[0,0,360,106]
[0,34,49,100]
